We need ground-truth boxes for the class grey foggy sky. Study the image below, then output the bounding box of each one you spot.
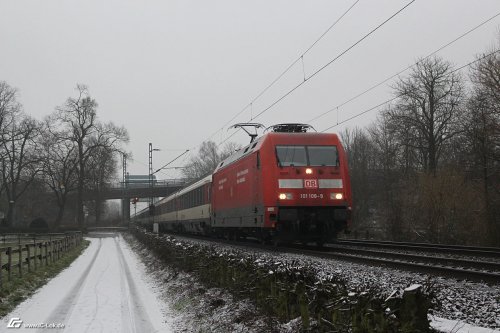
[1,0,499,179]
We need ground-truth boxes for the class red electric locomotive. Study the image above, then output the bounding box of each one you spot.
[139,123,352,246]
[211,123,352,245]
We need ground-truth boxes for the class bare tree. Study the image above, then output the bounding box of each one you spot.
[55,84,128,228]
[0,82,21,199]
[182,141,240,181]
[470,34,500,104]
[464,43,500,245]
[389,56,464,174]
[0,114,42,227]
[85,144,116,224]
[368,113,405,239]
[40,122,79,229]
[340,128,378,237]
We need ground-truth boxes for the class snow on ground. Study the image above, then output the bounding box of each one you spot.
[1,232,172,333]
[123,234,287,332]
[431,316,500,333]
[173,235,500,330]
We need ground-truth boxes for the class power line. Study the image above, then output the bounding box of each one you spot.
[218,8,499,146]
[450,48,499,74]
[130,158,173,178]
[202,0,361,145]
[320,49,500,132]
[308,11,500,124]
[153,149,190,175]
[215,0,416,147]
[217,128,240,147]
[220,0,361,130]
[250,0,416,121]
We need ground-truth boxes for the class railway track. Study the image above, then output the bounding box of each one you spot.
[170,233,500,284]
[325,245,500,271]
[287,244,500,284]
[336,239,500,258]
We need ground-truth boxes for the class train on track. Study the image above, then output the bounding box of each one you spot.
[134,123,352,246]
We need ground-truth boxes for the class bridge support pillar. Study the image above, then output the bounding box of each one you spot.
[121,198,130,222]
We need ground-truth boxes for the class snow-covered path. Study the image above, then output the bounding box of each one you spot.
[2,233,172,333]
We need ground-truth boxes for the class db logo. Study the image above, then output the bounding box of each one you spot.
[7,317,23,328]
[304,179,318,189]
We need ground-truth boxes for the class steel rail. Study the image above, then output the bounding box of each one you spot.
[289,245,500,284]
[152,232,500,284]
[337,239,500,258]
[326,245,500,272]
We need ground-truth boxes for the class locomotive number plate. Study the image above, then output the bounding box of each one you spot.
[304,179,318,189]
[300,193,324,199]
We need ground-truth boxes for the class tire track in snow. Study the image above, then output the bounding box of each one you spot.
[114,237,157,333]
[83,261,110,333]
[39,238,103,332]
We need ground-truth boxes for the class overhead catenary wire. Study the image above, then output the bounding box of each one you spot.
[129,157,174,178]
[319,49,500,133]
[249,0,416,122]
[201,0,361,146]
[215,0,416,147]
[307,11,500,124]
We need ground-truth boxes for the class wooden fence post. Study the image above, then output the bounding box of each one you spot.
[49,241,53,263]
[34,243,37,271]
[7,247,12,281]
[44,242,48,265]
[18,244,23,278]
[0,248,3,287]
[26,245,31,273]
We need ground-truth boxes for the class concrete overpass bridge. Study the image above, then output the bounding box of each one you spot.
[84,179,187,220]
[86,179,186,200]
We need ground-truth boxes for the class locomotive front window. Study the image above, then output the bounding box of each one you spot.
[308,146,338,166]
[276,145,339,166]
[276,145,307,166]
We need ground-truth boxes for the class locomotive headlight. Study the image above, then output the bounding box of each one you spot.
[331,193,343,200]
[279,193,293,200]
[305,168,313,174]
